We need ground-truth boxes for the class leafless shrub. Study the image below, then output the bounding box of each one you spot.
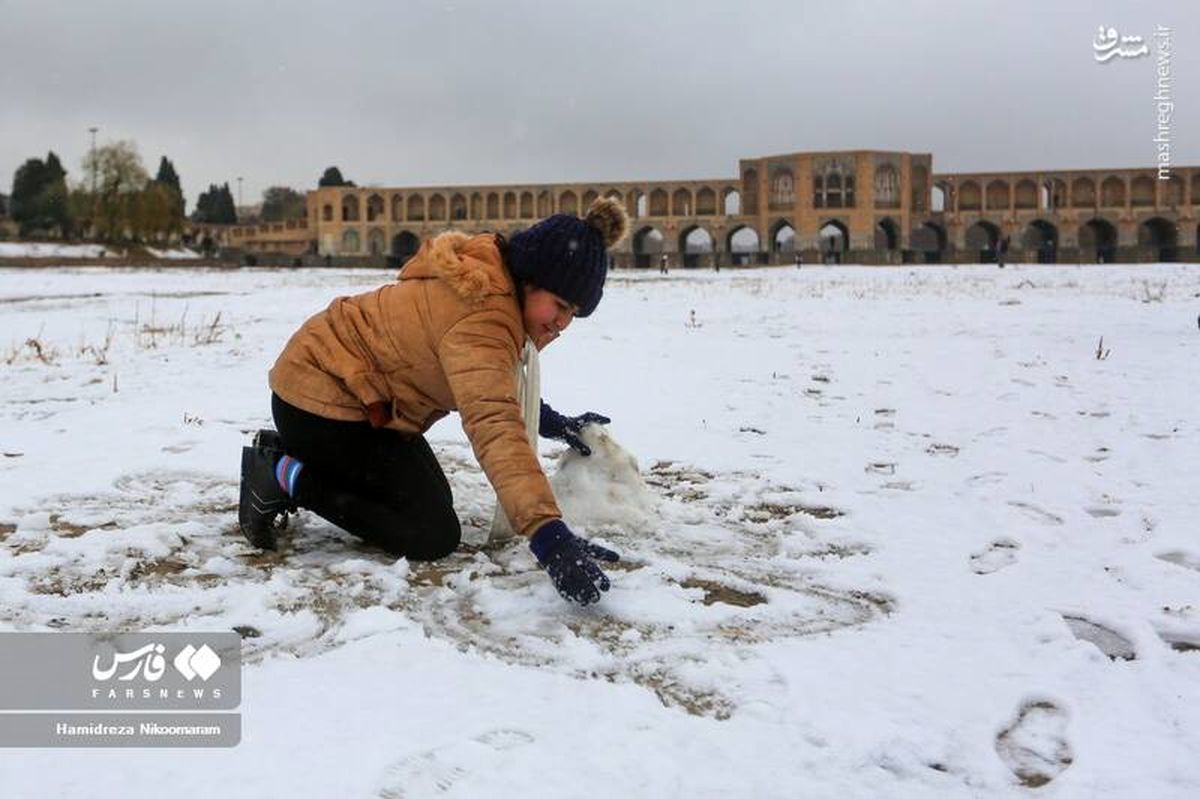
[78,322,116,365]
[133,300,227,349]
[193,312,225,345]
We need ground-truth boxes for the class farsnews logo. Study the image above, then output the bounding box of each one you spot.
[92,642,222,683]
[174,644,222,681]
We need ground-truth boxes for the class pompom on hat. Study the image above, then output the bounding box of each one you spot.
[505,197,629,317]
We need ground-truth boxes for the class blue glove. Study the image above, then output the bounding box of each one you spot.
[529,520,620,605]
[539,401,610,456]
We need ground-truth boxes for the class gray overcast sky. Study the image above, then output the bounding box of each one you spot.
[1,0,1195,206]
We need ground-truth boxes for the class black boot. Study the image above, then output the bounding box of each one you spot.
[252,428,284,453]
[238,445,292,549]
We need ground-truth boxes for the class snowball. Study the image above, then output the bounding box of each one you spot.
[549,424,658,531]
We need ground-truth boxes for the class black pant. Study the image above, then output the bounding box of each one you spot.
[271,393,461,560]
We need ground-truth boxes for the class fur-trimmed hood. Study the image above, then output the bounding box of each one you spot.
[398,231,513,304]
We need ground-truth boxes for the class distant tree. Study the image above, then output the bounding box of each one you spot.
[132,182,180,243]
[151,156,185,238]
[318,166,354,187]
[154,157,181,194]
[10,151,71,237]
[77,141,149,241]
[191,185,213,223]
[260,186,306,221]
[193,183,237,224]
[217,183,237,224]
[11,157,48,235]
[40,152,71,236]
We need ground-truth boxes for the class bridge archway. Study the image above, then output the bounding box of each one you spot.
[672,188,692,217]
[911,221,946,263]
[391,231,420,263]
[958,181,981,211]
[649,189,668,217]
[875,217,900,251]
[1071,177,1096,208]
[985,180,1010,211]
[1015,180,1038,209]
[1100,176,1126,207]
[367,227,385,255]
[429,194,446,221]
[1040,179,1066,212]
[680,226,714,268]
[633,225,664,269]
[819,220,848,264]
[771,220,795,255]
[366,194,384,222]
[965,220,1000,263]
[1078,218,1117,263]
[1131,176,1155,207]
[728,225,761,265]
[723,188,740,215]
[406,195,424,222]
[1021,219,1059,263]
[342,194,360,222]
[932,184,947,212]
[1138,217,1178,262]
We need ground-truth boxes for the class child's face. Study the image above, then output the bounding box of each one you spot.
[523,285,577,350]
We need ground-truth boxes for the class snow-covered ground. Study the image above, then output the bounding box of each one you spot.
[0,262,1198,797]
[0,242,117,258]
[144,247,203,260]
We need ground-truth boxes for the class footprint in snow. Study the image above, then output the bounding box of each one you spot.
[994,700,1074,788]
[1157,551,1200,573]
[1061,615,1136,661]
[376,729,535,798]
[969,539,1019,575]
[1007,501,1064,526]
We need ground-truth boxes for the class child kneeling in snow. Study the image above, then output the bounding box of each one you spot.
[238,198,628,606]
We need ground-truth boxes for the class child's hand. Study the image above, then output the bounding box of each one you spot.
[529,520,620,605]
[539,401,610,456]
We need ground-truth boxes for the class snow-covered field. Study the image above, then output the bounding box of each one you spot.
[0,262,1197,797]
[0,242,203,260]
[0,242,117,258]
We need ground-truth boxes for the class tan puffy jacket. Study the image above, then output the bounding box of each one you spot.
[268,232,560,537]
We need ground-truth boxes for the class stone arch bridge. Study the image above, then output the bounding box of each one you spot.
[239,149,1200,266]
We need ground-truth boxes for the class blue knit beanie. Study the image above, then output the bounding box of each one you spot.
[506,197,628,317]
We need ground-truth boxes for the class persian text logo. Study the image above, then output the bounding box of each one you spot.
[92,643,168,682]
[1093,26,1149,62]
[91,642,222,683]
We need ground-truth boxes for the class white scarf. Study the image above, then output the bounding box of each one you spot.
[488,338,541,542]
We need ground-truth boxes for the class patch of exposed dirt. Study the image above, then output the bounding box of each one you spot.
[679,578,766,607]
